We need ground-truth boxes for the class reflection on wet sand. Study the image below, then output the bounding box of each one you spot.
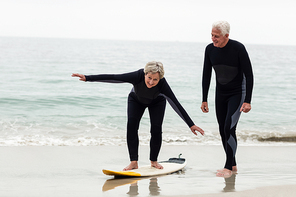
[127,178,160,196]
[223,173,236,192]
[102,170,234,196]
[102,177,161,196]
[102,177,141,192]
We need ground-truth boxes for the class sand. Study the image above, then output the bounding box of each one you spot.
[179,184,296,197]
[0,145,296,196]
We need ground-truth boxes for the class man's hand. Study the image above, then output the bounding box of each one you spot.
[201,102,209,113]
[240,102,251,113]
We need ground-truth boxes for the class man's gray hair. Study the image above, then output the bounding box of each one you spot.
[144,61,165,79]
[212,21,230,36]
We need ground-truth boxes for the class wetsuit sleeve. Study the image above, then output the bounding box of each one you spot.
[85,69,142,84]
[160,79,195,128]
[202,46,212,102]
[239,46,254,103]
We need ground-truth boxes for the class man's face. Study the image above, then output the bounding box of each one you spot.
[211,28,229,48]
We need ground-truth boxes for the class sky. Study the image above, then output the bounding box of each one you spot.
[0,0,296,46]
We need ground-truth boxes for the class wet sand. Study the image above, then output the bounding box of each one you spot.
[0,145,296,196]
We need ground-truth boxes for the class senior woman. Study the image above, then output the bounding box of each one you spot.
[72,61,204,171]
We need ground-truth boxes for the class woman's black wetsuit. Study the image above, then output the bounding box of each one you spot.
[202,39,254,170]
[85,69,195,161]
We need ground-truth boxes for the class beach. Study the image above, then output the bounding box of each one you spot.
[1,37,296,196]
[1,145,296,197]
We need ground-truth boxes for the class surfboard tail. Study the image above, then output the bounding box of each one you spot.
[102,169,142,177]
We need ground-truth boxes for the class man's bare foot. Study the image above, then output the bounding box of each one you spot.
[232,166,237,172]
[217,166,237,172]
[216,168,232,178]
[151,161,163,169]
[123,161,138,171]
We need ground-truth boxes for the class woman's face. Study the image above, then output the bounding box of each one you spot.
[145,72,160,88]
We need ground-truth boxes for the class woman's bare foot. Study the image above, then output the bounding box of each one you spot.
[151,161,163,169]
[123,161,138,171]
[216,168,232,178]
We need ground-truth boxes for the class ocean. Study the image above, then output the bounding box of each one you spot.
[1,37,296,146]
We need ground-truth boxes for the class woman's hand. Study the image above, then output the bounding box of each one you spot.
[72,73,86,81]
[190,125,205,136]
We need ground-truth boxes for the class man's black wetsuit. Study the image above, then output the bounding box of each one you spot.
[85,69,195,161]
[202,39,254,170]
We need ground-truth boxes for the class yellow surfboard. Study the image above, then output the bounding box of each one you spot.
[102,156,186,177]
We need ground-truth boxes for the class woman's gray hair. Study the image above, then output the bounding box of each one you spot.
[212,21,230,36]
[144,61,165,79]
